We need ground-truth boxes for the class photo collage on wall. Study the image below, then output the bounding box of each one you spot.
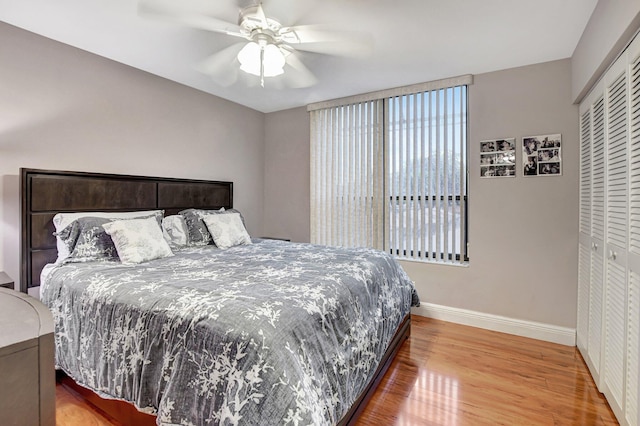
[480,138,516,178]
[522,134,562,176]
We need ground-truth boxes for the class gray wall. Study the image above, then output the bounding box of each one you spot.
[0,22,265,289]
[263,59,579,328]
[571,0,640,102]
[263,108,311,242]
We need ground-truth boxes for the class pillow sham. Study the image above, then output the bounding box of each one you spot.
[102,216,174,265]
[179,207,246,246]
[53,210,163,263]
[55,216,120,263]
[202,212,251,249]
[162,215,189,247]
[179,208,220,246]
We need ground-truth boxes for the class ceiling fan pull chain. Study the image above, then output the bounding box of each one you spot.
[260,45,265,87]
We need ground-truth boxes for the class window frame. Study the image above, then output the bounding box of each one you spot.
[309,75,472,265]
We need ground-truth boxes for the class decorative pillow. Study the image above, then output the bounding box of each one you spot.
[53,210,163,263]
[102,216,174,265]
[162,215,189,247]
[179,208,222,246]
[202,212,251,249]
[179,207,246,246]
[55,217,120,263]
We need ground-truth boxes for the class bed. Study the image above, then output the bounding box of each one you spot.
[20,168,419,425]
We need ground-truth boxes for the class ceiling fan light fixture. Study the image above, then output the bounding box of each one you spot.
[237,42,285,78]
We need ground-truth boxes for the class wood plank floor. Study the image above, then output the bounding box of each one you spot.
[55,315,618,425]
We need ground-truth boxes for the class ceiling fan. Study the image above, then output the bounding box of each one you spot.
[138,0,371,88]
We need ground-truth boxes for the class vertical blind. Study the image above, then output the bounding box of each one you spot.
[387,86,467,261]
[310,76,470,264]
[310,100,385,249]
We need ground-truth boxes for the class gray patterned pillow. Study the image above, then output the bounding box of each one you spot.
[55,217,119,263]
[54,213,163,263]
[179,208,214,246]
[52,210,164,263]
[179,208,246,246]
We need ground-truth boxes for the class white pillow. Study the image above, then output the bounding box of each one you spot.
[102,216,174,265]
[162,215,189,247]
[202,212,251,249]
[52,210,163,263]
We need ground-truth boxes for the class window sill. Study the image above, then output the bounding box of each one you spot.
[396,257,469,268]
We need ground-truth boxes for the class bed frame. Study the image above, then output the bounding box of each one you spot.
[19,167,410,425]
[20,168,233,293]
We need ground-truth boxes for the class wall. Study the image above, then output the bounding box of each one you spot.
[263,107,310,242]
[0,22,265,289]
[418,59,578,328]
[263,59,579,329]
[571,0,640,102]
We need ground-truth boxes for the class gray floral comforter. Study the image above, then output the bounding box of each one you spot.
[41,239,419,425]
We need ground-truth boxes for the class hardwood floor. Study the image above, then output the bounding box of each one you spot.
[356,316,617,425]
[55,315,618,425]
[56,383,115,426]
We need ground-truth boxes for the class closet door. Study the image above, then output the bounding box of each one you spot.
[588,91,606,386]
[602,58,629,421]
[624,36,640,426]
[578,32,640,426]
[577,106,592,355]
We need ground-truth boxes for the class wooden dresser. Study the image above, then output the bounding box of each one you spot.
[0,288,55,425]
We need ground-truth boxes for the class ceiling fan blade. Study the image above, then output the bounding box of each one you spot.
[259,0,311,28]
[139,0,244,36]
[239,72,265,89]
[196,42,246,86]
[175,15,244,36]
[139,0,238,19]
[256,3,269,28]
[280,25,373,57]
[283,52,318,88]
[291,39,372,58]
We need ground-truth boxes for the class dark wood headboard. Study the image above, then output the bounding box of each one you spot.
[20,168,233,293]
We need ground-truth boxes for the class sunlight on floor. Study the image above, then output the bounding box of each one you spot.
[398,369,460,425]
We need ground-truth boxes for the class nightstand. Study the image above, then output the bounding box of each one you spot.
[0,272,13,290]
[0,288,55,425]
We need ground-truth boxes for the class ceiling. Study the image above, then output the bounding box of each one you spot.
[0,0,598,113]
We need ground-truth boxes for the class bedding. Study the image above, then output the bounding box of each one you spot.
[54,216,121,263]
[162,215,189,247]
[179,208,246,246]
[41,239,419,425]
[54,213,165,264]
[103,216,174,264]
[52,210,164,263]
[202,212,252,249]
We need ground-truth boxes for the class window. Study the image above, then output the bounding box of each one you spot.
[309,76,470,264]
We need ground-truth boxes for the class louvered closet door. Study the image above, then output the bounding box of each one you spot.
[578,32,640,426]
[577,105,592,355]
[624,37,640,426]
[588,91,606,386]
[603,59,629,422]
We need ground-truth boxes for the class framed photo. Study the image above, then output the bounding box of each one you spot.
[480,138,515,178]
[522,134,561,176]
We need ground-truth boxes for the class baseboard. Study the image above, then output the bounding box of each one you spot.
[412,303,576,346]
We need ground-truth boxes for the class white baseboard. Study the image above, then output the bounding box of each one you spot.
[412,303,576,346]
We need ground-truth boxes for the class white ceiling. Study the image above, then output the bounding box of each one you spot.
[0,0,598,113]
